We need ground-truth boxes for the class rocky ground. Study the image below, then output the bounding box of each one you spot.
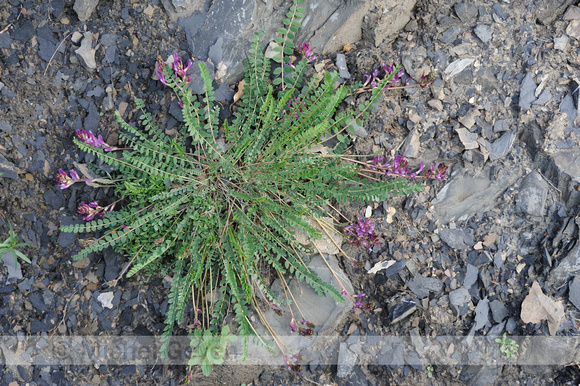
[1,0,580,385]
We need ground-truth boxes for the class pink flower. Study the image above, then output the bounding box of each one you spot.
[55,168,80,189]
[75,130,117,152]
[77,201,114,221]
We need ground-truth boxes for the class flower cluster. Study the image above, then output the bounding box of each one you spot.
[419,71,436,88]
[352,291,375,313]
[76,130,118,152]
[343,217,381,251]
[298,42,315,63]
[55,168,80,189]
[363,62,405,91]
[156,53,192,85]
[270,304,285,316]
[283,353,304,374]
[281,98,306,118]
[370,155,448,180]
[290,318,315,337]
[77,201,114,221]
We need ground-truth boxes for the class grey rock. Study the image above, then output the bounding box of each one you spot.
[449,287,470,308]
[440,27,460,44]
[337,343,357,378]
[0,33,11,49]
[410,327,425,356]
[100,33,118,47]
[569,276,580,311]
[43,189,64,210]
[188,60,215,95]
[11,20,34,42]
[455,3,478,23]
[444,58,474,79]
[75,32,97,71]
[486,321,505,343]
[548,218,580,287]
[336,54,351,79]
[494,251,503,270]
[536,0,576,25]
[559,94,577,130]
[213,83,235,102]
[0,120,12,133]
[402,129,421,158]
[29,293,47,311]
[492,4,508,19]
[30,311,58,333]
[474,25,493,43]
[489,131,515,161]
[0,154,18,180]
[474,297,489,331]
[515,171,549,216]
[464,264,479,289]
[103,248,122,282]
[391,298,417,323]
[1,252,23,281]
[490,299,508,323]
[84,102,101,132]
[533,89,552,105]
[208,37,223,66]
[362,1,415,48]
[406,275,443,299]
[519,72,537,110]
[73,0,100,22]
[351,121,368,138]
[493,119,509,132]
[439,228,473,250]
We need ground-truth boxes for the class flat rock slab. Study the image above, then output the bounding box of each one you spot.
[439,228,473,250]
[430,165,522,224]
[548,218,580,288]
[0,153,18,180]
[406,274,443,299]
[515,171,549,216]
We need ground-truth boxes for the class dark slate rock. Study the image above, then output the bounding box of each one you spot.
[474,25,493,43]
[103,248,122,282]
[343,366,369,386]
[492,3,508,19]
[474,297,489,331]
[12,20,35,42]
[519,73,537,110]
[464,264,479,288]
[29,293,47,312]
[58,216,84,248]
[337,342,357,378]
[407,275,443,299]
[515,171,549,217]
[187,60,215,95]
[569,276,580,311]
[208,37,223,65]
[84,102,100,132]
[168,99,184,121]
[51,0,66,18]
[100,33,118,46]
[439,228,473,250]
[489,131,515,161]
[4,53,19,67]
[74,0,100,22]
[43,189,64,210]
[30,311,58,333]
[533,89,552,105]
[87,86,105,99]
[449,287,470,308]
[490,299,508,323]
[0,120,11,133]
[0,153,18,180]
[382,259,407,278]
[455,3,479,23]
[494,251,503,269]
[440,27,460,44]
[467,250,492,267]
[391,298,417,324]
[560,94,577,130]
[1,252,23,281]
[213,83,234,102]
[0,33,11,49]
[493,119,509,132]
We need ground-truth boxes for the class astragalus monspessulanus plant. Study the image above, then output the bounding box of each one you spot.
[60,0,443,375]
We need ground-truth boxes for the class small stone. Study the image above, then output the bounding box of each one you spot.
[474,297,490,331]
[569,277,580,311]
[564,5,580,20]
[458,108,480,129]
[351,121,368,138]
[391,298,417,324]
[455,3,478,23]
[521,281,565,335]
[519,72,537,110]
[75,32,97,71]
[402,129,421,158]
[439,228,474,250]
[455,127,479,150]
[515,171,549,217]
[71,31,83,44]
[1,252,23,281]
[489,131,515,161]
[0,154,18,180]
[208,37,223,66]
[444,58,474,79]
[440,27,460,44]
[406,275,444,299]
[464,264,479,289]
[143,5,155,17]
[533,89,552,105]
[336,54,351,79]
[554,36,570,51]
[97,292,115,309]
[490,299,508,323]
[337,343,357,378]
[73,0,100,22]
[449,287,470,308]
[474,25,493,43]
[428,99,443,111]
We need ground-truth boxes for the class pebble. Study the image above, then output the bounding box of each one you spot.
[454,3,478,23]
[515,171,549,217]
[336,54,351,79]
[209,37,224,66]
[489,299,508,323]
[444,58,474,79]
[449,287,470,308]
[11,20,35,42]
[402,129,420,158]
[489,131,515,161]
[337,343,357,378]
[554,36,569,51]
[1,252,23,281]
[406,275,443,299]
[532,89,552,105]
[439,228,474,250]
[464,264,479,289]
[0,154,18,180]
[474,297,489,331]
[440,27,460,44]
[519,72,537,110]
[474,25,493,43]
[351,121,368,138]
[569,276,580,311]
[566,20,580,40]
[75,32,97,72]
[74,0,100,22]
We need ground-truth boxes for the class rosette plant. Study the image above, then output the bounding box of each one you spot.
[61,0,441,374]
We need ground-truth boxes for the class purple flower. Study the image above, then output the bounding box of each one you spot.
[283,353,305,374]
[419,71,436,88]
[271,304,285,316]
[55,168,81,189]
[76,130,118,152]
[341,289,348,296]
[425,162,449,180]
[172,53,192,79]
[370,154,429,179]
[344,217,381,250]
[298,42,316,63]
[77,201,114,221]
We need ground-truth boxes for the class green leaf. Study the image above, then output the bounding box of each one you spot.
[286,32,295,40]
[275,37,284,44]
[201,361,212,376]
[283,18,291,25]
[283,46,293,55]
[285,40,295,48]
[273,67,283,75]
[277,28,287,35]
[296,6,305,12]
[272,54,282,62]
[272,78,283,85]
[356,118,362,126]
[295,12,304,18]
[292,20,301,27]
